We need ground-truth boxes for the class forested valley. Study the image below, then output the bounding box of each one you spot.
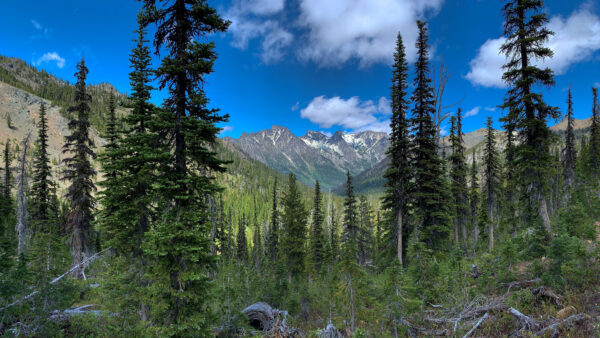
[1,0,600,337]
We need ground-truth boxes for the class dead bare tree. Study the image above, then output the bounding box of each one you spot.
[16,132,32,255]
[432,56,463,145]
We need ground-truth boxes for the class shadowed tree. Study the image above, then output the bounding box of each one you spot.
[483,117,500,251]
[499,0,560,233]
[562,86,576,188]
[449,109,469,244]
[62,58,97,278]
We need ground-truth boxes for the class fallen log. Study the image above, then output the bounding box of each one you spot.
[242,302,277,331]
[532,286,561,306]
[462,312,488,338]
[508,307,540,333]
[501,278,542,292]
[534,313,587,337]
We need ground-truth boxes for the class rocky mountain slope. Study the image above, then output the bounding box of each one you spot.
[226,126,389,189]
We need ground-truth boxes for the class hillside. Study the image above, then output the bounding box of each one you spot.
[0,55,128,133]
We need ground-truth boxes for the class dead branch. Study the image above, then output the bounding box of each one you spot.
[509,307,540,333]
[0,248,109,313]
[462,312,488,338]
[534,313,587,337]
[16,132,31,254]
[501,278,542,293]
[532,286,561,306]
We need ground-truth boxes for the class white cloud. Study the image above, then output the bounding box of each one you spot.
[298,0,443,66]
[464,106,480,118]
[291,101,300,111]
[226,0,443,66]
[377,97,392,116]
[300,95,390,132]
[31,20,42,30]
[33,52,65,68]
[220,126,234,135]
[595,82,600,88]
[226,0,291,63]
[484,106,497,112]
[467,6,600,88]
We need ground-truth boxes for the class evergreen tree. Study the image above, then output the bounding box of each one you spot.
[469,155,480,237]
[410,21,451,248]
[3,141,11,200]
[500,0,559,233]
[139,1,230,333]
[251,216,262,269]
[449,109,469,244]
[281,173,307,281]
[266,179,279,261]
[62,58,97,278]
[309,180,325,272]
[563,86,576,188]
[30,103,53,229]
[342,171,359,260]
[236,215,248,263]
[329,202,339,263]
[590,87,600,176]
[357,195,374,266]
[483,117,500,250]
[382,32,412,265]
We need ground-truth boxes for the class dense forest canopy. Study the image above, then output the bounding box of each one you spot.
[1,0,600,337]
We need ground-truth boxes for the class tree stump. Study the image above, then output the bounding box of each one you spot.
[242,302,276,331]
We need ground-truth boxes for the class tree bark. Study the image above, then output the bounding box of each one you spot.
[16,133,31,255]
[539,195,551,233]
[396,208,403,265]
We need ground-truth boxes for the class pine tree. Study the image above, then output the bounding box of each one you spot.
[483,117,500,250]
[266,179,279,261]
[500,0,559,233]
[139,1,230,333]
[357,195,374,266]
[309,180,326,272]
[62,58,97,277]
[449,109,469,244]
[30,103,53,229]
[382,32,412,265]
[329,202,339,263]
[252,216,262,269]
[342,171,359,260]
[3,141,11,201]
[236,215,248,263]
[281,173,307,281]
[410,21,451,248]
[469,155,480,237]
[590,87,600,176]
[563,86,576,188]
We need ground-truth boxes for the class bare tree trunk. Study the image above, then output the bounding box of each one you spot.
[461,216,467,243]
[539,196,551,233]
[396,208,403,265]
[454,219,459,243]
[16,133,31,255]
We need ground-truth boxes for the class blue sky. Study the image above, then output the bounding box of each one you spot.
[1,0,600,138]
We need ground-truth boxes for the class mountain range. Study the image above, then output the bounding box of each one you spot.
[226,127,389,190]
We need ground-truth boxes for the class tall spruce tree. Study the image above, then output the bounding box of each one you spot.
[500,0,559,233]
[563,86,576,188]
[590,88,600,176]
[382,32,412,265]
[449,109,469,243]
[139,1,230,333]
[357,195,374,266]
[3,141,11,200]
[266,179,279,261]
[62,58,97,278]
[410,21,451,248]
[342,171,359,257]
[252,216,262,269]
[330,202,339,263]
[309,180,325,272]
[236,215,248,263]
[469,155,480,236]
[281,173,307,281]
[30,103,53,229]
[483,117,500,250]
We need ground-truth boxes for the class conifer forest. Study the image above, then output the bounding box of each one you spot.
[3,0,600,336]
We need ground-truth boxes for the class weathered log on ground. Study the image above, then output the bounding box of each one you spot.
[501,278,542,292]
[532,286,561,306]
[242,302,277,331]
[317,322,342,338]
[508,307,540,334]
[462,312,488,338]
[534,313,588,337]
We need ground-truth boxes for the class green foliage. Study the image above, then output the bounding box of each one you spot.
[281,173,308,279]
